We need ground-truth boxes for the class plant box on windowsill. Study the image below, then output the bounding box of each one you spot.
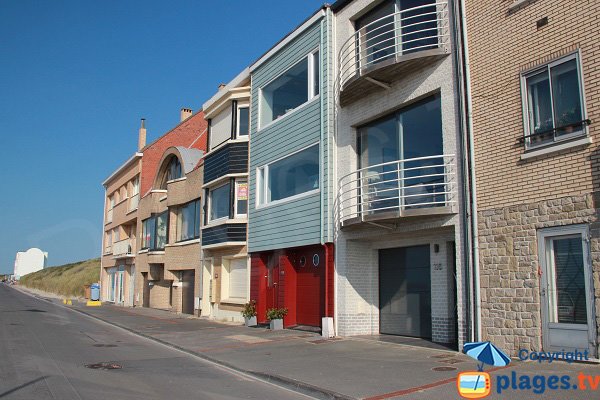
[269,319,283,330]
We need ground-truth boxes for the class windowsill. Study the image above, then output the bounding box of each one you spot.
[165,238,200,247]
[150,189,168,194]
[138,249,149,254]
[219,297,247,306]
[255,188,320,210]
[257,95,319,133]
[147,250,165,255]
[115,198,128,207]
[508,0,538,13]
[159,195,168,202]
[203,173,248,189]
[126,207,138,215]
[521,136,592,160]
[167,177,186,184]
[203,218,247,229]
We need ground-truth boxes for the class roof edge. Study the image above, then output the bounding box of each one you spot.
[102,152,143,186]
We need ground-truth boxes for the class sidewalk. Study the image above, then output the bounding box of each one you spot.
[22,288,600,400]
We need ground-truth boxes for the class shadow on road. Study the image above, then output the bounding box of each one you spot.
[0,376,48,398]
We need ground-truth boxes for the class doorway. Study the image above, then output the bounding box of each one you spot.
[142,272,150,308]
[181,270,195,315]
[379,245,431,338]
[539,225,596,356]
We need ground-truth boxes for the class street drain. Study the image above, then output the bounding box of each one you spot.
[431,366,457,372]
[437,358,464,365]
[93,344,118,347]
[430,354,454,359]
[85,362,122,370]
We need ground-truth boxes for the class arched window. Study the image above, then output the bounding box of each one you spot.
[159,156,182,189]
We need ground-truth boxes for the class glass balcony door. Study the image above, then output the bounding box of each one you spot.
[358,94,443,214]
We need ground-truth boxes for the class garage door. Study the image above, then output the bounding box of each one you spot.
[379,245,431,338]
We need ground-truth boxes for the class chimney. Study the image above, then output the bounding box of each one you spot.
[218,83,226,90]
[138,118,146,150]
[180,108,193,122]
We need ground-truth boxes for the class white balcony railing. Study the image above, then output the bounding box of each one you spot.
[106,208,113,224]
[129,193,139,211]
[112,239,134,257]
[337,154,456,224]
[338,1,449,91]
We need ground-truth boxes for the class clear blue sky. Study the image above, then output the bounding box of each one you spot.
[0,0,324,273]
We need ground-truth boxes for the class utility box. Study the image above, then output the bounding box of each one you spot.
[83,284,91,299]
[90,283,100,301]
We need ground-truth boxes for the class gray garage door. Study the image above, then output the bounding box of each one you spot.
[379,245,431,338]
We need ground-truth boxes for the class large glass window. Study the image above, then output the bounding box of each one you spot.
[209,183,231,221]
[257,144,319,205]
[259,50,320,128]
[358,94,443,212]
[237,106,249,137]
[176,199,201,241]
[142,211,168,250]
[160,156,182,188]
[523,54,585,148]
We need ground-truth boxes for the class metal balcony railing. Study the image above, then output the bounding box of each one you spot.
[338,1,449,91]
[337,154,456,223]
[112,239,133,257]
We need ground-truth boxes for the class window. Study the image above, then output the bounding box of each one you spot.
[209,182,231,222]
[160,156,182,188]
[237,106,249,137]
[235,179,248,217]
[141,211,168,250]
[222,257,248,301]
[176,199,201,241]
[522,53,586,148]
[259,50,320,128]
[105,231,112,252]
[257,144,319,205]
[113,227,120,243]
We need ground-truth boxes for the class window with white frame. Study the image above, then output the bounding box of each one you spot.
[141,211,168,250]
[208,182,231,222]
[259,50,320,128]
[221,257,248,301]
[235,179,248,217]
[105,230,112,252]
[257,144,319,206]
[522,53,586,148]
[237,105,249,137]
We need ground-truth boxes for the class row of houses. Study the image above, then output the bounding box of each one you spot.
[100,0,600,358]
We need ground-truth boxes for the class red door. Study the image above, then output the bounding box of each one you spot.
[265,262,279,311]
[295,248,325,327]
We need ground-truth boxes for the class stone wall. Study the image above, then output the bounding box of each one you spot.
[478,193,600,356]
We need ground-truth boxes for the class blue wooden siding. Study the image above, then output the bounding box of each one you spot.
[248,14,334,253]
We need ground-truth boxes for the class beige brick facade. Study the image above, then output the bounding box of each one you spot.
[466,0,600,356]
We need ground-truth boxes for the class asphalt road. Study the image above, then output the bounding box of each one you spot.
[0,284,312,400]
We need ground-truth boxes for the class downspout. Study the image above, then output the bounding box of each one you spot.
[457,0,481,341]
[100,187,107,302]
[320,15,326,245]
[331,7,340,337]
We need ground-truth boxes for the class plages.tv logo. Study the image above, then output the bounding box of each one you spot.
[457,341,511,399]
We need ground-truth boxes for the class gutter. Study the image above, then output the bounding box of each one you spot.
[102,152,143,186]
[456,0,481,341]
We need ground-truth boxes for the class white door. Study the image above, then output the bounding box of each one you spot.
[539,225,596,357]
[129,265,135,306]
[201,259,212,317]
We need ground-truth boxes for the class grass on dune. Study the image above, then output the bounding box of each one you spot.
[19,258,100,297]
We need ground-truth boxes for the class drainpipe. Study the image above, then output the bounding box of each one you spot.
[100,187,107,302]
[457,0,481,342]
[320,16,325,246]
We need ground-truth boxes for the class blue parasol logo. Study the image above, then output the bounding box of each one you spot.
[463,341,511,371]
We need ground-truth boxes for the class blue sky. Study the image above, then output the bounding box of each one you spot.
[0,0,324,273]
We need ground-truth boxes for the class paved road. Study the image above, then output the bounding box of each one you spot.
[0,284,312,400]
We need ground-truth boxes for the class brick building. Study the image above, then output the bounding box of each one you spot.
[466,0,600,356]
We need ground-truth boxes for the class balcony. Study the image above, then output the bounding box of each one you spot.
[337,155,456,228]
[112,239,135,258]
[337,1,450,106]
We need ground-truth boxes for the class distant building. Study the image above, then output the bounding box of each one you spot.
[14,248,47,279]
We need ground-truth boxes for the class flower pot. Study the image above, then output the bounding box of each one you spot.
[245,316,257,327]
[269,318,283,330]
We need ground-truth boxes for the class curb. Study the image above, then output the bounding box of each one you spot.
[10,285,355,400]
[69,305,355,400]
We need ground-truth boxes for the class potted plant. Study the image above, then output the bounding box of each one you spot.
[558,107,578,134]
[266,307,288,330]
[241,300,257,327]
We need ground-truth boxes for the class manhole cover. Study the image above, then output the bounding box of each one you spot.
[85,362,122,370]
[430,354,454,359]
[93,344,118,347]
[432,366,457,372]
[438,358,464,365]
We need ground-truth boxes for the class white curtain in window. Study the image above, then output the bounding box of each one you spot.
[228,258,248,299]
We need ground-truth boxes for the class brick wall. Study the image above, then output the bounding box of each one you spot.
[466,0,600,209]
